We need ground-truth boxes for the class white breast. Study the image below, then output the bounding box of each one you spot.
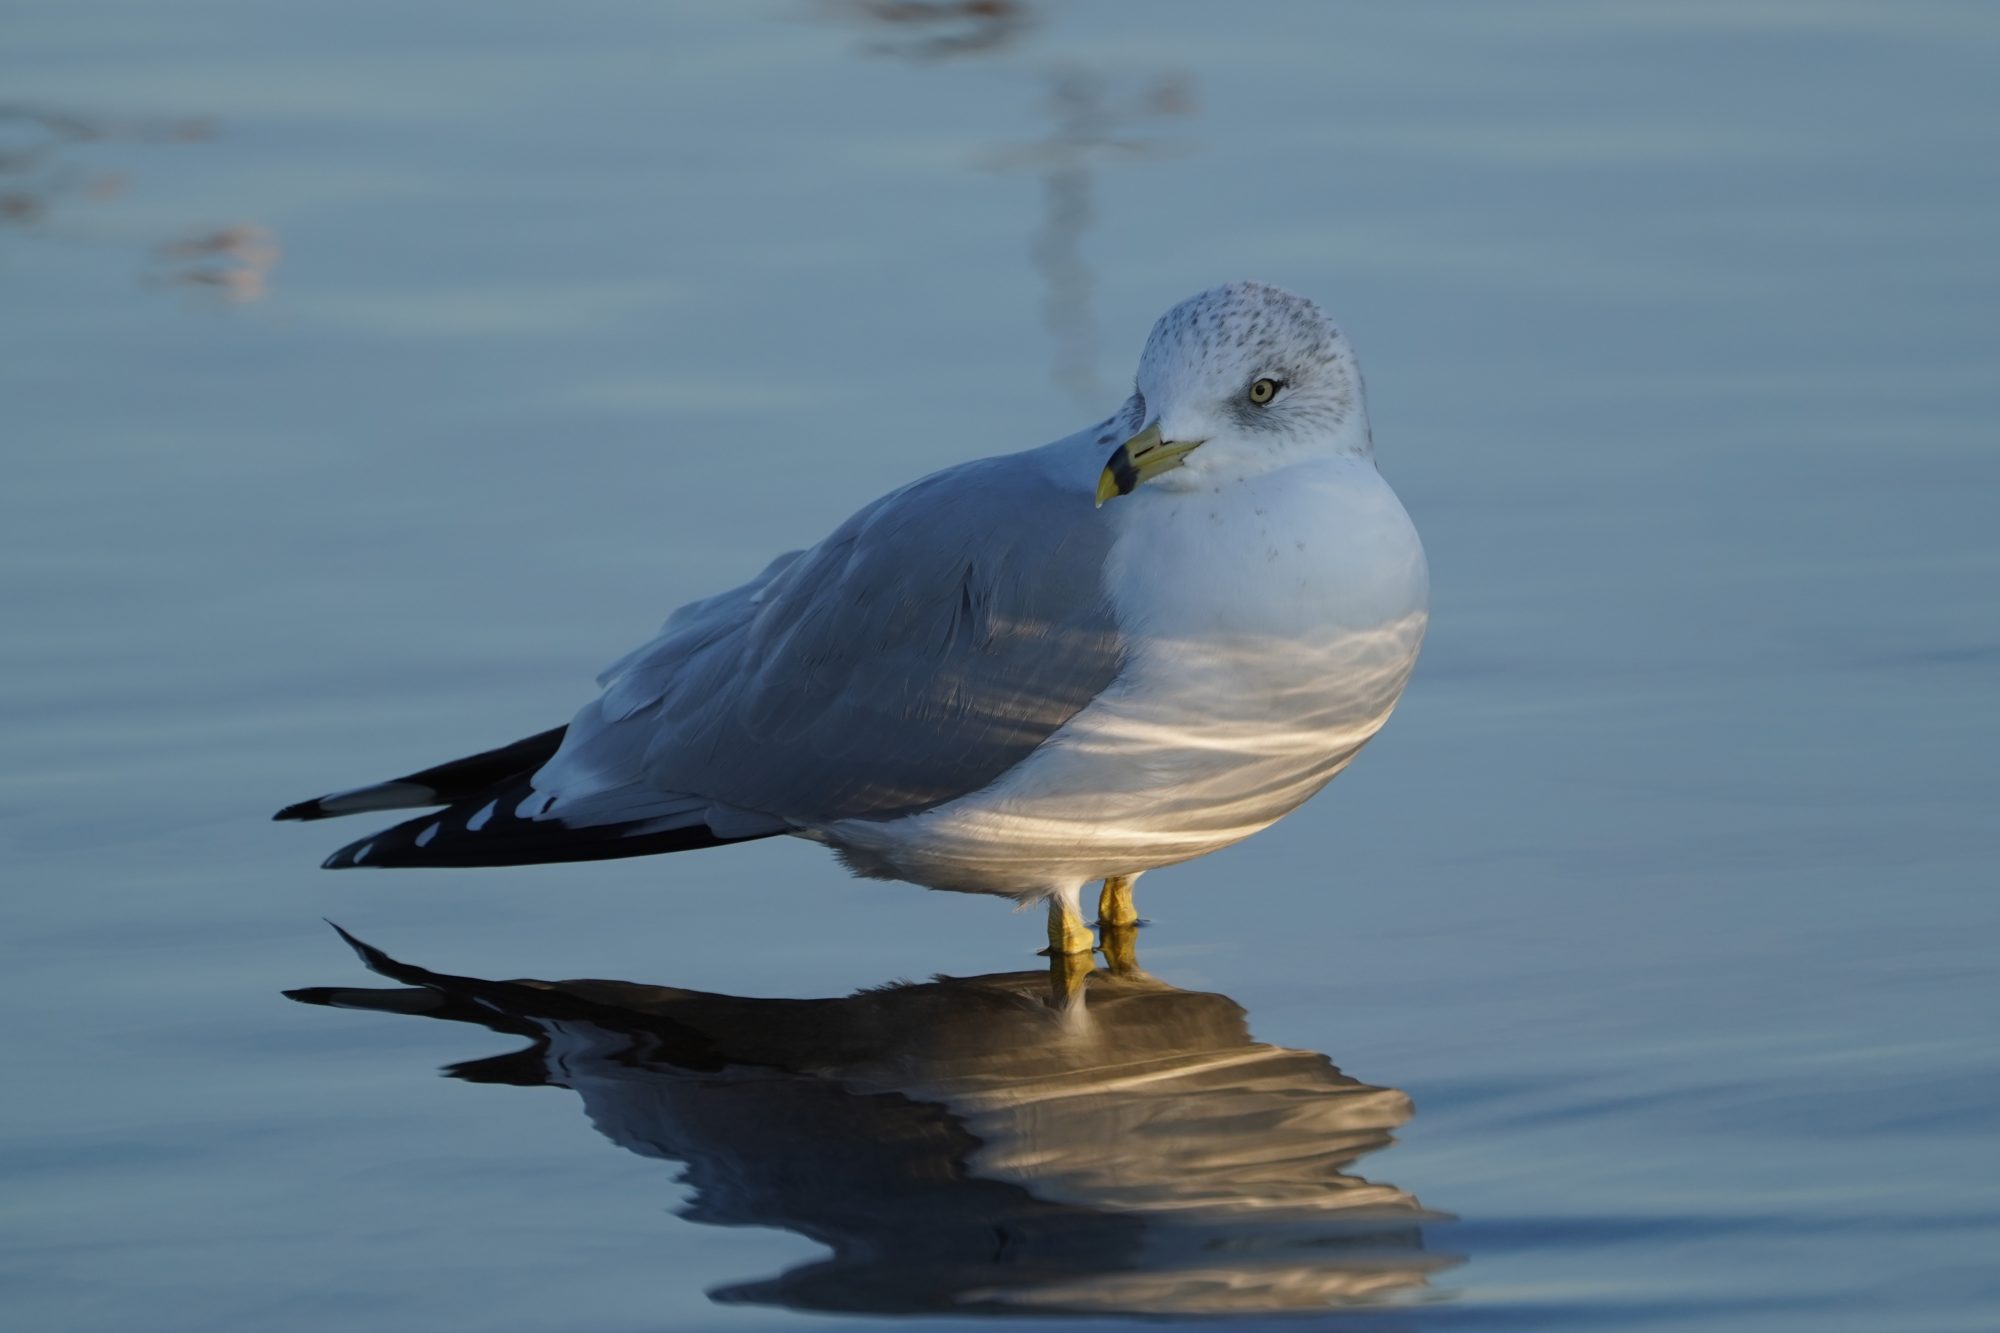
[825,456,1429,897]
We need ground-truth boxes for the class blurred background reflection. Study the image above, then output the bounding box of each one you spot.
[0,103,276,299]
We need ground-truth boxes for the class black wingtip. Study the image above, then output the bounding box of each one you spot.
[320,921,454,991]
[284,984,452,1014]
[282,726,573,830]
[307,787,773,872]
[320,830,386,870]
[323,916,365,948]
[324,919,394,973]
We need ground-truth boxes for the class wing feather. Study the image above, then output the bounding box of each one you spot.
[532,439,1122,829]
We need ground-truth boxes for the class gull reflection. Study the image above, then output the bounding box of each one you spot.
[290,927,1457,1317]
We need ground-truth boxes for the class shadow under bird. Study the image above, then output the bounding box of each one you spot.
[277,283,1429,951]
[290,925,1456,1317]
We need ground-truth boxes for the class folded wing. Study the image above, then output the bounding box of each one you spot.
[311,442,1124,869]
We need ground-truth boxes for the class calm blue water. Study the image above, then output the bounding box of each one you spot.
[3,3,1996,1329]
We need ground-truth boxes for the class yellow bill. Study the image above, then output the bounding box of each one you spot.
[1095,422,1206,507]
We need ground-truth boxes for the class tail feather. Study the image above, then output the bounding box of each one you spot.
[273,726,568,822]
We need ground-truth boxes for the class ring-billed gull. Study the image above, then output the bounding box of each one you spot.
[277,283,1429,953]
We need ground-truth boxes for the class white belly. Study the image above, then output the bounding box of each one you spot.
[821,457,1429,898]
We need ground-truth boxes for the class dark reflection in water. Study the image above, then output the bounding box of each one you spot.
[830,1,1032,61]
[290,927,1457,1318]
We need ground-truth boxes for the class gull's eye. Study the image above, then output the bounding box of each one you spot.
[1247,377,1282,406]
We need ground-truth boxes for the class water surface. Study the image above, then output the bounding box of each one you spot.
[3,3,1996,1329]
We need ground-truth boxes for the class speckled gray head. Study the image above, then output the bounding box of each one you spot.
[1098,282,1369,505]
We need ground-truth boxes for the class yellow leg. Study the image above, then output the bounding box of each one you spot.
[1098,920,1142,976]
[1045,895,1096,956]
[1047,947,1094,1008]
[1097,874,1140,928]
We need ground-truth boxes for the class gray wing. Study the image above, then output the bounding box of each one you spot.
[533,444,1123,830]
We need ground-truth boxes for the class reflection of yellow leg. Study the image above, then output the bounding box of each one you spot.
[1099,921,1142,976]
[1097,874,1140,928]
[1047,947,1094,1008]
[1046,895,1095,956]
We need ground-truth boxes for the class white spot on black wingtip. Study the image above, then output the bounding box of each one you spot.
[466,801,497,832]
[513,792,560,820]
[351,841,374,864]
[414,821,440,848]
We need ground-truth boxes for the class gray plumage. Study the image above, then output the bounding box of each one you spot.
[549,445,1123,829]
[296,435,1128,867]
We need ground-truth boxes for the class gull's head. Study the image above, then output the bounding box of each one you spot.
[1098,282,1369,505]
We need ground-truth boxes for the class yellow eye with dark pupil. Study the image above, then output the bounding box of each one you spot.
[1248,377,1280,405]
